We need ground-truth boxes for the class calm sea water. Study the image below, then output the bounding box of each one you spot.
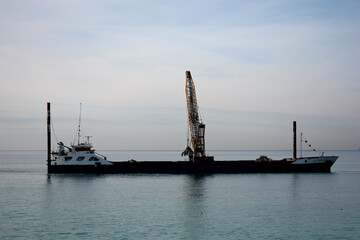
[0,150,359,239]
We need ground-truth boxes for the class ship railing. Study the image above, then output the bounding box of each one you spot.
[95,151,107,160]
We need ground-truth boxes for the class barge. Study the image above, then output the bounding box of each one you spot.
[47,71,338,174]
[47,133,337,173]
[48,155,338,174]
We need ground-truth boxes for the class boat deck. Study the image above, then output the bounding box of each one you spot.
[48,159,335,174]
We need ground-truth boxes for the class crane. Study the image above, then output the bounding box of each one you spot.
[182,71,213,163]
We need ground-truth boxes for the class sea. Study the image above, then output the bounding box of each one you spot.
[0,150,359,240]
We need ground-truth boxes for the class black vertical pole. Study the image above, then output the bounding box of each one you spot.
[293,121,297,159]
[47,102,51,173]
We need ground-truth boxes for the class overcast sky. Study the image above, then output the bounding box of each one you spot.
[0,0,359,151]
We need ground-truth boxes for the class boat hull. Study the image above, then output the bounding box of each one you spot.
[48,158,336,174]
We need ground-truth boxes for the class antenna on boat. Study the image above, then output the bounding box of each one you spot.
[85,136,92,144]
[77,103,82,145]
[47,102,51,173]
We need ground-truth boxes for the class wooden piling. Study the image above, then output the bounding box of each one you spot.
[293,121,297,159]
[47,102,51,172]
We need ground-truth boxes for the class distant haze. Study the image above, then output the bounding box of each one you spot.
[1,1,359,150]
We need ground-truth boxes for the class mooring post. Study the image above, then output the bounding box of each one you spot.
[47,102,51,172]
[293,121,297,159]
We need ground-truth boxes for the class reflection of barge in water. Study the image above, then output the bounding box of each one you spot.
[46,71,338,174]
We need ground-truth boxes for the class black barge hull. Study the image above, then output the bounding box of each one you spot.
[48,160,335,174]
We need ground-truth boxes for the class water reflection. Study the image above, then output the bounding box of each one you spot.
[183,174,209,239]
[44,174,102,207]
[46,173,103,183]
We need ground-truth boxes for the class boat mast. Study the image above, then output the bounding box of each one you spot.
[77,103,82,145]
[47,102,51,173]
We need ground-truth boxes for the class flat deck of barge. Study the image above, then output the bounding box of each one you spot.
[48,157,337,174]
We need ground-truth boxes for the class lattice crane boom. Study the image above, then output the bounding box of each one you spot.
[182,71,207,162]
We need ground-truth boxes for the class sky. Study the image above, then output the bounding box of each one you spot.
[0,0,359,151]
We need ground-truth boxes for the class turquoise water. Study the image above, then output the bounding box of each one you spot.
[0,150,359,239]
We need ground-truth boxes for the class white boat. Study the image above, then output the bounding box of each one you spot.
[50,103,112,167]
[51,138,112,166]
